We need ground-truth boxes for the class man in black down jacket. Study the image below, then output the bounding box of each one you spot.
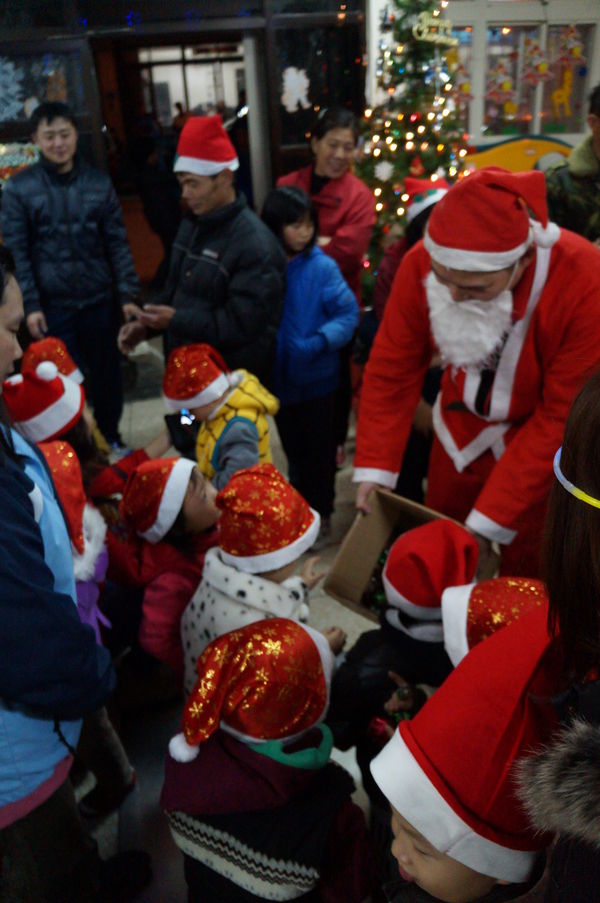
[118,116,286,386]
[1,102,139,447]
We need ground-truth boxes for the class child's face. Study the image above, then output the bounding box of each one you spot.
[190,389,229,422]
[390,808,500,902]
[181,467,219,534]
[283,212,315,256]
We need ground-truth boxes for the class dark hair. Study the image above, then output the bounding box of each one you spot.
[62,416,108,492]
[29,102,77,133]
[0,244,16,292]
[542,369,600,678]
[405,204,436,249]
[261,186,318,254]
[311,107,359,144]
[589,83,600,118]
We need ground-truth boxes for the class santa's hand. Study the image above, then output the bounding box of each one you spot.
[322,626,346,654]
[356,481,380,514]
[301,555,326,589]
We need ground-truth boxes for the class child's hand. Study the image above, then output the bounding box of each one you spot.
[301,556,326,589]
[323,626,346,655]
[383,671,416,715]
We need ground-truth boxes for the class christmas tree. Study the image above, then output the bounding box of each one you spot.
[357,0,470,297]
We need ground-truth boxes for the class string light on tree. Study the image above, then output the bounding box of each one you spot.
[356,0,470,299]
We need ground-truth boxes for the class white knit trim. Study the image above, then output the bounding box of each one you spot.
[139,458,196,543]
[424,225,532,273]
[385,609,444,642]
[15,376,84,442]
[382,569,442,620]
[352,467,398,488]
[371,729,536,882]
[163,371,233,413]
[72,504,107,582]
[406,189,448,225]
[219,508,321,573]
[441,583,474,666]
[174,154,239,176]
[465,509,516,545]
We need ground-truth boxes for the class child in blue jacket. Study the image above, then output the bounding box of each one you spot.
[262,186,358,542]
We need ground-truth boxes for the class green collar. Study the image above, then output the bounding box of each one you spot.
[247,723,333,770]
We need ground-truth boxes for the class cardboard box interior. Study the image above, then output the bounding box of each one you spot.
[324,489,450,622]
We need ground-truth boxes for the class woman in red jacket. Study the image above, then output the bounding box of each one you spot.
[277,107,375,470]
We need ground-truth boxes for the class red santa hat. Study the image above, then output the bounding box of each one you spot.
[173,115,239,177]
[403,176,449,225]
[21,337,83,383]
[169,617,335,762]
[382,520,479,642]
[2,361,85,442]
[371,605,560,883]
[120,456,196,543]
[216,462,320,573]
[442,576,548,667]
[40,439,107,581]
[424,167,560,272]
[162,343,238,412]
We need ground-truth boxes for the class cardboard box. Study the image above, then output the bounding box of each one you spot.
[324,489,454,622]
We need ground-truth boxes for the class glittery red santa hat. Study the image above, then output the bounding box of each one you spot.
[162,343,238,412]
[424,167,560,271]
[216,462,320,573]
[169,618,335,762]
[371,605,560,883]
[2,361,85,442]
[120,456,196,543]
[174,115,239,177]
[403,176,449,225]
[442,576,548,667]
[382,520,479,641]
[22,337,83,383]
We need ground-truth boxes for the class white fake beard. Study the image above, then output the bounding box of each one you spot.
[425,271,513,369]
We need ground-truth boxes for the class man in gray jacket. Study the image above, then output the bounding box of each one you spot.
[1,102,139,447]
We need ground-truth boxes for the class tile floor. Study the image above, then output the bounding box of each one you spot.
[94,342,375,902]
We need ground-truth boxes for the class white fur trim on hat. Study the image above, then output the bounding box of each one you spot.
[169,732,200,762]
[163,371,239,413]
[219,507,321,574]
[406,188,448,225]
[371,729,535,883]
[382,570,442,621]
[441,583,475,667]
[16,368,84,442]
[385,609,444,643]
[72,504,108,582]
[424,225,532,273]
[139,458,196,544]
[173,155,239,177]
[69,367,84,384]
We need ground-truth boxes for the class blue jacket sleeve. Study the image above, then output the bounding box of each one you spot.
[317,258,360,351]
[0,466,116,719]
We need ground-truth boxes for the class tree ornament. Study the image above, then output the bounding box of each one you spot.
[410,156,425,177]
[375,160,395,181]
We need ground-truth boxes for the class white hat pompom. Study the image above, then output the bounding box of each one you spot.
[36,360,59,381]
[168,732,199,763]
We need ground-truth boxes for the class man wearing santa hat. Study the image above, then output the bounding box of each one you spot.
[354,167,600,577]
[118,116,286,386]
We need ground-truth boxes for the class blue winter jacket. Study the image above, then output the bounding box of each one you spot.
[274,246,359,405]
[0,430,115,813]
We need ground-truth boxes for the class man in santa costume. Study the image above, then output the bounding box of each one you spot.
[118,116,286,386]
[354,167,600,576]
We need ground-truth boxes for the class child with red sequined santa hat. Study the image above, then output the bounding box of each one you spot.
[371,604,561,902]
[162,617,375,902]
[162,342,279,489]
[180,462,346,695]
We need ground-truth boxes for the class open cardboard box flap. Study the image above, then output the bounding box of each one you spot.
[324,489,456,622]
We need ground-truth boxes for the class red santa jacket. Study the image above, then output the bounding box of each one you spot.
[277,165,375,302]
[354,229,600,543]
